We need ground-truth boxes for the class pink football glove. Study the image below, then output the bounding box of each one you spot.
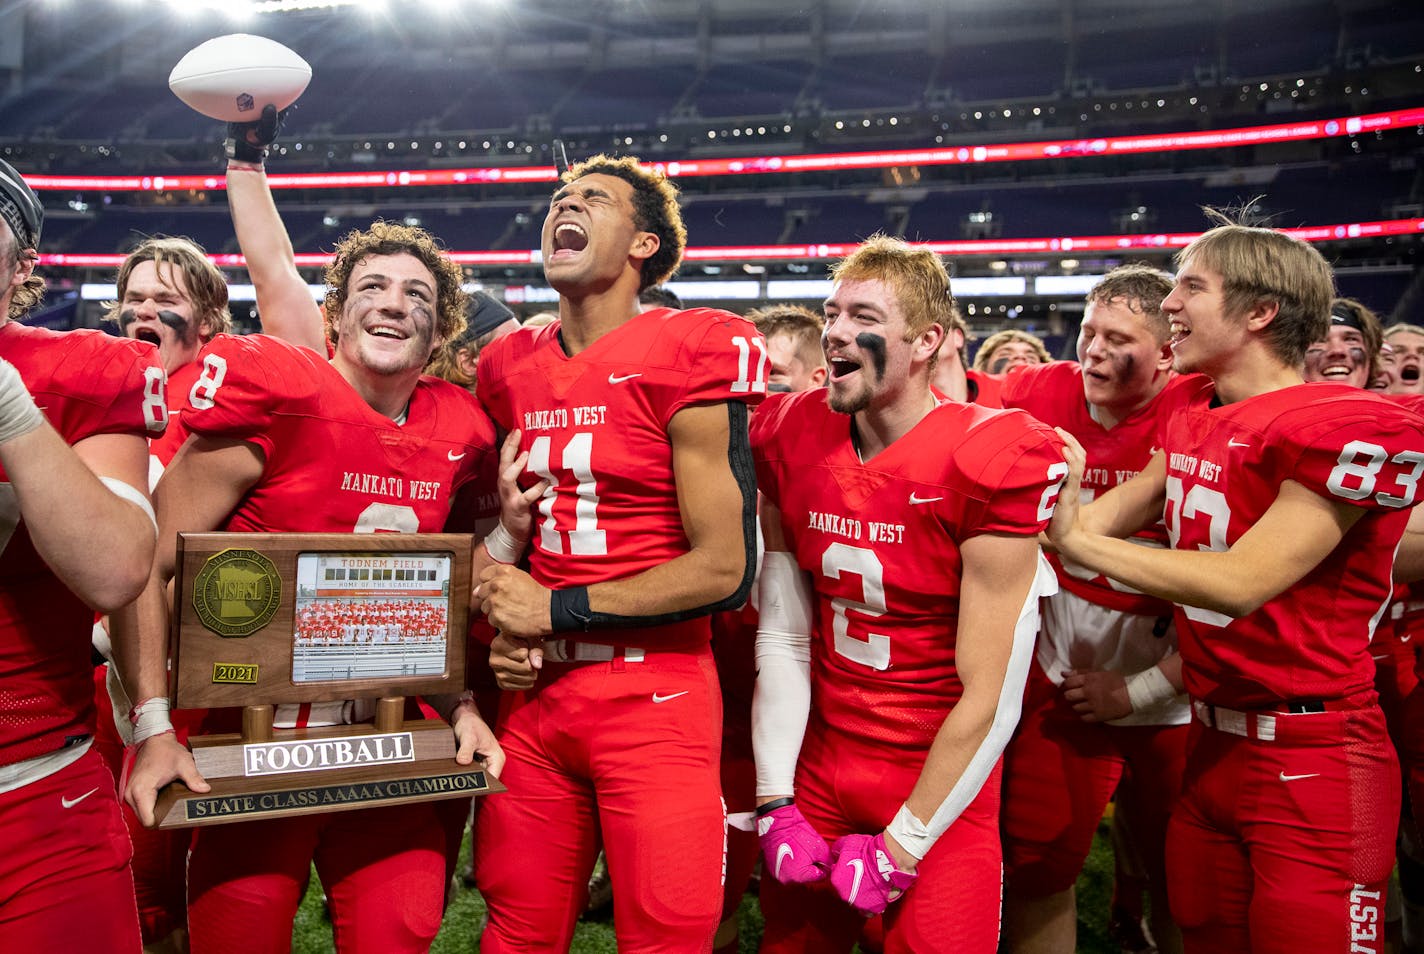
[829,832,918,916]
[757,802,831,884]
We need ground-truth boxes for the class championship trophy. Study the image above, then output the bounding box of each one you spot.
[151,532,504,828]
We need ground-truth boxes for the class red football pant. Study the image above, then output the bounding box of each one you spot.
[186,801,451,954]
[1001,663,1188,896]
[760,726,1003,954]
[474,647,725,953]
[1168,707,1397,954]
[0,748,140,952]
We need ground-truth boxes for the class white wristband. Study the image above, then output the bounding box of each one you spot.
[482,522,524,565]
[888,803,935,861]
[1124,665,1177,713]
[130,696,174,745]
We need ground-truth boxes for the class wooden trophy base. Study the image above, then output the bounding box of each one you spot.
[151,700,505,829]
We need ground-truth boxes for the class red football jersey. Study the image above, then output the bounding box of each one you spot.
[752,390,1066,750]
[1003,362,1208,615]
[0,322,165,767]
[964,369,1004,408]
[183,334,493,534]
[1162,381,1424,707]
[148,357,202,469]
[477,307,766,647]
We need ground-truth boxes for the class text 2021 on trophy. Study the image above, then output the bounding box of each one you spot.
[152,532,503,829]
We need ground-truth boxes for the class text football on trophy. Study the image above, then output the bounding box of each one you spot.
[152,532,503,829]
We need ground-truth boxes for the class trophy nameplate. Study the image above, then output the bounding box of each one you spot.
[152,532,504,829]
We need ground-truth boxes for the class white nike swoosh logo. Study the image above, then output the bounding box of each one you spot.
[1279,772,1320,782]
[1228,439,1250,448]
[908,492,943,505]
[447,450,466,461]
[775,843,794,880]
[1402,634,1413,643]
[846,857,865,902]
[609,373,642,384]
[652,691,689,703]
[1148,446,1162,457]
[61,787,99,809]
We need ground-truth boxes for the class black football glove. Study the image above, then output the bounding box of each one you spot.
[224,103,290,164]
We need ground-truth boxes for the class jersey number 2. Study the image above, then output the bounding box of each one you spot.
[822,542,891,670]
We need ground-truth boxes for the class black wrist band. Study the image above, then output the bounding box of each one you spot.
[756,797,795,817]
[549,586,592,632]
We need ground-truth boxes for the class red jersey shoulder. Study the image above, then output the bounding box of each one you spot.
[750,389,828,505]
[1256,385,1424,511]
[0,323,165,442]
[999,360,1080,418]
[945,405,1065,496]
[639,307,768,413]
[183,333,326,442]
[410,375,497,469]
[965,368,1005,408]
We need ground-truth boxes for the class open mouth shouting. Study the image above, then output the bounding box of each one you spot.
[550,222,588,262]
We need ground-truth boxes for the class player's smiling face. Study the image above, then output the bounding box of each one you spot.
[118,260,205,374]
[335,252,440,376]
[1077,296,1171,413]
[1304,323,1369,389]
[1160,259,1245,376]
[542,173,655,295]
[822,278,919,415]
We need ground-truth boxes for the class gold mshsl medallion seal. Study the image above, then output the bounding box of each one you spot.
[193,548,282,638]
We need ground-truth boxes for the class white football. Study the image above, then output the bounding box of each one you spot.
[168,34,311,123]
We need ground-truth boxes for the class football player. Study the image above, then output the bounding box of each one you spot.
[1047,215,1424,952]
[0,157,164,952]
[751,235,1065,953]
[471,154,764,952]
[999,264,1197,954]
[972,328,1052,375]
[111,119,529,954]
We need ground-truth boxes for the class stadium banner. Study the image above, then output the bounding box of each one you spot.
[151,532,503,829]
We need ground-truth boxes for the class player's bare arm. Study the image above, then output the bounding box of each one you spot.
[0,425,154,612]
[111,435,265,827]
[883,531,1042,873]
[477,400,752,637]
[1050,440,1364,618]
[224,160,326,353]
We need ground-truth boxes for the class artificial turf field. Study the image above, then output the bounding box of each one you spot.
[291,826,1123,953]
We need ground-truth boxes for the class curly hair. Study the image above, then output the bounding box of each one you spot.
[323,220,468,347]
[561,154,686,291]
[1,229,44,322]
[104,236,232,338]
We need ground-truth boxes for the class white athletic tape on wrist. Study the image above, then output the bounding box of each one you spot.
[482,522,524,565]
[0,356,43,445]
[888,803,936,861]
[130,696,174,745]
[753,551,815,798]
[1125,664,1177,713]
[99,477,157,536]
[904,553,1058,856]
